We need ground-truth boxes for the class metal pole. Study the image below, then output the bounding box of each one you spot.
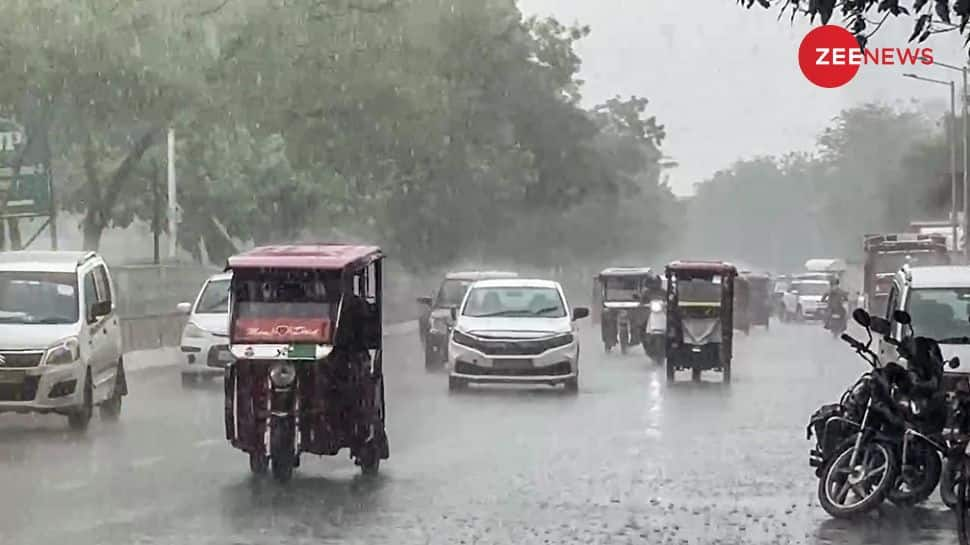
[961,67,970,264]
[951,81,958,252]
[167,128,177,261]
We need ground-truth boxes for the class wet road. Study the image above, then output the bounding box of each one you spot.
[0,321,960,545]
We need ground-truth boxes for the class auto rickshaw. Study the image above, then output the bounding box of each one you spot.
[742,272,772,330]
[664,261,737,383]
[734,273,751,335]
[224,244,389,482]
[594,267,659,354]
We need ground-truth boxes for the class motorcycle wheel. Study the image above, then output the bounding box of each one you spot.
[888,446,942,506]
[270,418,296,483]
[958,457,970,545]
[818,440,897,518]
[942,456,962,508]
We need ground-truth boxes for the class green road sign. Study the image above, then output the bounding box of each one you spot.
[0,117,50,218]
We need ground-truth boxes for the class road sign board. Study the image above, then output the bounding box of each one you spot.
[0,117,51,218]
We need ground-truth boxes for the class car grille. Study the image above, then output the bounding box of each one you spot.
[454,360,572,377]
[454,335,572,356]
[0,351,44,368]
[0,376,39,401]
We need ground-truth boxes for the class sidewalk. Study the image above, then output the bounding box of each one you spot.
[123,320,418,374]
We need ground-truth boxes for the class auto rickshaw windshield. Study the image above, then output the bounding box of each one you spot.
[232,271,339,320]
[603,277,639,301]
[676,276,722,304]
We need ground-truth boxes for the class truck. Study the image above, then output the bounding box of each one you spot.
[862,233,950,316]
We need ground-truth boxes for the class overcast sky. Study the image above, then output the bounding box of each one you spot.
[518,0,968,196]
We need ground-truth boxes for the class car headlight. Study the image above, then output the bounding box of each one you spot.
[650,300,663,313]
[183,321,208,339]
[452,329,478,348]
[269,362,296,387]
[546,333,575,349]
[44,337,80,365]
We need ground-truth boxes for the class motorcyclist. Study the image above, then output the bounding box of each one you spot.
[889,335,947,434]
[820,279,848,330]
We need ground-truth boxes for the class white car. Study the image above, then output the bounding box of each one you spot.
[879,265,970,389]
[447,278,589,393]
[782,279,830,321]
[0,251,125,430]
[177,272,232,386]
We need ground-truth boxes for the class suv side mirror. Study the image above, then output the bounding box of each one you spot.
[852,308,871,328]
[89,300,111,322]
[572,307,590,321]
[416,296,432,306]
[893,310,912,325]
[176,302,192,314]
[950,357,962,370]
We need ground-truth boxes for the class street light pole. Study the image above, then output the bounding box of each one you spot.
[903,73,959,251]
[919,57,970,260]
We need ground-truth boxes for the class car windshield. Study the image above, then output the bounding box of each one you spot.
[195,279,230,314]
[0,271,79,324]
[907,288,970,342]
[792,282,828,296]
[462,286,566,318]
[874,251,949,273]
[603,276,640,302]
[436,279,474,307]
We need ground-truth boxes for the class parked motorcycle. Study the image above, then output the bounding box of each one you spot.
[808,308,959,516]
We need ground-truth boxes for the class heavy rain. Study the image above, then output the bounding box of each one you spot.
[2,1,970,544]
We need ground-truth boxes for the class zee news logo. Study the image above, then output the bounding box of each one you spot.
[799,25,934,88]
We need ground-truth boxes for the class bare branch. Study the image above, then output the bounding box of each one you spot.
[190,0,232,18]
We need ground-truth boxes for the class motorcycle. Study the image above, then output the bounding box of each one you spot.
[825,302,847,338]
[808,309,958,515]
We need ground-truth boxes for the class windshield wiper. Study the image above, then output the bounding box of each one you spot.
[532,306,564,316]
[33,317,72,324]
[471,310,522,317]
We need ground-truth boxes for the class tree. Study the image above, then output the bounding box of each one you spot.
[739,1,970,49]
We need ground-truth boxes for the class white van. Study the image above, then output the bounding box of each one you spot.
[0,251,125,430]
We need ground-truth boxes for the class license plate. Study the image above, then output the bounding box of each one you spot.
[0,370,25,383]
[287,344,316,360]
[493,358,533,370]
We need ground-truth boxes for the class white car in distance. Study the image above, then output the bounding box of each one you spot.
[177,272,232,386]
[447,278,589,393]
[782,279,830,322]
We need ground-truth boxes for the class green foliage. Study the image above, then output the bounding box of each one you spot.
[684,103,941,270]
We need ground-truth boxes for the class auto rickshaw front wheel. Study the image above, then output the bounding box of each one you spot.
[270,418,296,482]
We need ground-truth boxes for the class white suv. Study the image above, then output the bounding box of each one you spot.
[447,278,589,393]
[177,272,232,386]
[0,251,125,430]
[879,265,970,389]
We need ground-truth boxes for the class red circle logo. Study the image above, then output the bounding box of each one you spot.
[798,25,861,88]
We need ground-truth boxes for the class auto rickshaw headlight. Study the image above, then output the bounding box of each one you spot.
[650,300,663,313]
[269,362,296,387]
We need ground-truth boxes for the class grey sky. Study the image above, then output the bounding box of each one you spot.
[518,0,967,196]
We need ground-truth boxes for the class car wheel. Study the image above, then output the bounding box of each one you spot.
[68,370,93,431]
[448,376,466,392]
[691,367,702,382]
[99,361,124,421]
[564,377,579,394]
